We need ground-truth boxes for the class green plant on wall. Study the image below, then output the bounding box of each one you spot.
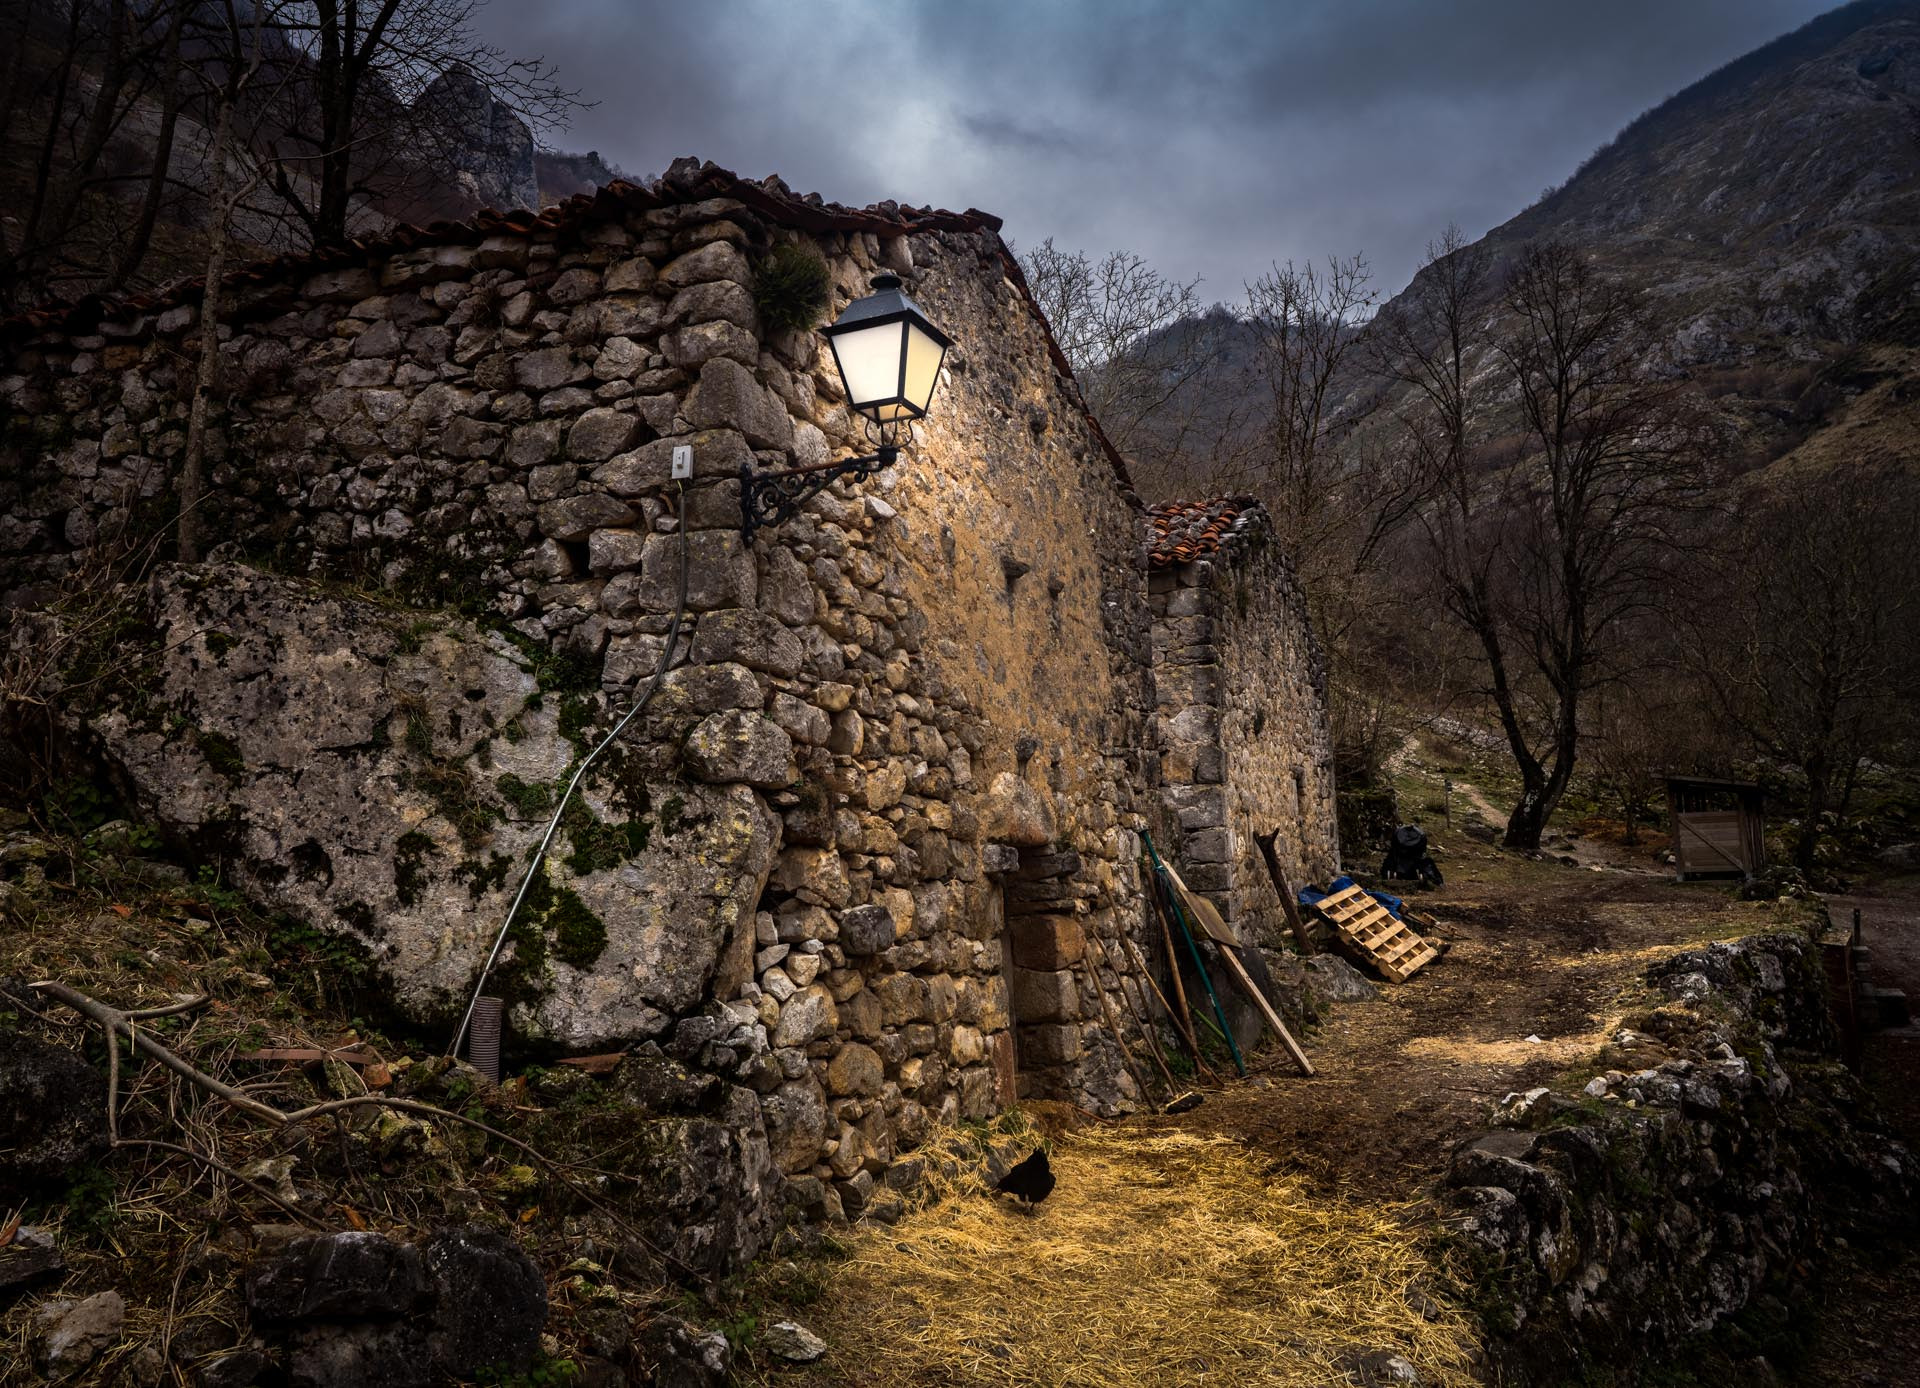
[755,243,832,334]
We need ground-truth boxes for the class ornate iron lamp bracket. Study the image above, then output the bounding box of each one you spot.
[740,444,898,542]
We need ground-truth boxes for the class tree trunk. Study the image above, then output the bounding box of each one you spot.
[178,92,238,564]
[1794,758,1831,875]
[110,1,186,292]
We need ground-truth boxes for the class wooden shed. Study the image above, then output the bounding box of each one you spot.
[1666,777,1766,881]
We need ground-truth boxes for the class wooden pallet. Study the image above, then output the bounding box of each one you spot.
[1311,884,1440,983]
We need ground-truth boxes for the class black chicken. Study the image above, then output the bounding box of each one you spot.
[994,1148,1055,1214]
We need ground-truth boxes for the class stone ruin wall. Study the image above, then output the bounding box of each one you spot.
[1151,517,1339,947]
[0,178,1191,1215]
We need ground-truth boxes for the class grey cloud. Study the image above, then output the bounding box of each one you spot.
[474,0,1838,297]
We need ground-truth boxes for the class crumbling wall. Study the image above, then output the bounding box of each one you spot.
[1447,929,1917,1382]
[0,168,1171,1223]
[1150,510,1337,947]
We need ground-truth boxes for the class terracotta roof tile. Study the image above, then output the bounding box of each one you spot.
[1144,496,1263,568]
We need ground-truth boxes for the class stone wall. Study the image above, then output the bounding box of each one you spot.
[1150,504,1338,946]
[0,162,1334,1230]
[1447,928,1917,1382]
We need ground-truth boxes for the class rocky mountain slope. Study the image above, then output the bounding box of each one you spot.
[1376,0,1920,472]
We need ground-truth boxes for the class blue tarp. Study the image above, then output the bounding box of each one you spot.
[1297,874,1404,920]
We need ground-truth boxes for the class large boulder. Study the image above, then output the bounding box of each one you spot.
[0,1028,107,1186]
[71,564,780,1048]
[249,1227,545,1384]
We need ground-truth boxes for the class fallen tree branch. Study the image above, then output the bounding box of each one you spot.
[30,980,283,1121]
[110,1137,326,1230]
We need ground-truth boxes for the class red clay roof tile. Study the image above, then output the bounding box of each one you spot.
[1144,496,1261,568]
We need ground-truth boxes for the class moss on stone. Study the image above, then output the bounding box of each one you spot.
[557,693,597,753]
[394,830,434,908]
[496,772,556,820]
[560,800,651,876]
[197,727,247,779]
[204,630,239,660]
[547,884,608,969]
[453,850,514,901]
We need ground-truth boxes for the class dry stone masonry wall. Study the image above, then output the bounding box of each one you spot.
[1150,503,1339,944]
[1448,928,1917,1382]
[0,163,1336,1234]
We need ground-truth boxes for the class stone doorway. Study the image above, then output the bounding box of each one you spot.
[999,846,1093,1102]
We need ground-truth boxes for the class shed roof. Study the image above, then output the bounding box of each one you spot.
[1144,496,1263,568]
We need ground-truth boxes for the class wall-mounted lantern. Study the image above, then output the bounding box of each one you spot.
[741,274,952,540]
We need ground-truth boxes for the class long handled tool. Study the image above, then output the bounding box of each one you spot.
[1088,927,1179,1095]
[1161,859,1316,1078]
[1144,832,1245,1077]
[1140,855,1204,1065]
[1118,931,1216,1082]
[1074,927,1155,1108]
[1254,829,1316,955]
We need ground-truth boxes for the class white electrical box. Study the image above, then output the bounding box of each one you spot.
[671,445,693,480]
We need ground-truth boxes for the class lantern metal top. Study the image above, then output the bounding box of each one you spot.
[821,273,955,349]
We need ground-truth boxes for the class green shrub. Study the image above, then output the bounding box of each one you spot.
[755,243,832,334]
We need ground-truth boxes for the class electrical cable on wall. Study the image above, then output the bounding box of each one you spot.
[446,479,693,1059]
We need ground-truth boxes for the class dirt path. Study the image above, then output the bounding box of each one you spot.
[1149,852,1785,1192]
[1795,878,1920,1388]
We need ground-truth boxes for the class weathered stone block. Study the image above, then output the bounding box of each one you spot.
[870,973,928,1027]
[769,692,830,746]
[658,661,762,715]
[686,357,793,450]
[839,988,882,1041]
[639,532,756,612]
[537,492,636,542]
[839,903,896,956]
[983,772,1055,848]
[1010,915,1086,971]
[771,986,839,1047]
[587,527,646,575]
[526,462,577,502]
[663,320,759,368]
[605,257,656,293]
[1016,1023,1082,1066]
[303,267,379,303]
[596,430,752,493]
[1183,827,1231,863]
[567,407,642,461]
[248,1231,427,1322]
[1009,967,1079,1024]
[666,279,757,329]
[825,1042,884,1098]
[770,847,851,909]
[684,710,795,789]
[659,240,751,289]
[687,606,802,675]
[514,346,579,391]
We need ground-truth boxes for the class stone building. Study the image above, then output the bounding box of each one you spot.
[0,159,1337,1224]
[1147,497,1339,944]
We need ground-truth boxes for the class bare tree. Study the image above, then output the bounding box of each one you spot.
[1683,466,1920,872]
[177,0,283,564]
[0,0,193,307]
[1017,239,1248,493]
[1238,255,1390,577]
[250,0,581,247]
[1386,239,1714,849]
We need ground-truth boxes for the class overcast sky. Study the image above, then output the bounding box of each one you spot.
[475,0,1838,300]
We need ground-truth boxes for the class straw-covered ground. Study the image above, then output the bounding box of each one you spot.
[763,1115,1481,1388]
